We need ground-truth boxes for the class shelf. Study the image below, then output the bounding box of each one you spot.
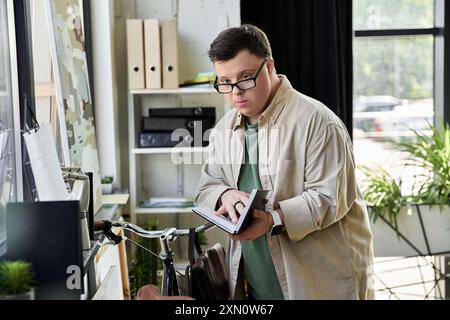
[132,147,208,154]
[95,203,121,221]
[102,193,129,205]
[130,87,216,95]
[134,207,195,214]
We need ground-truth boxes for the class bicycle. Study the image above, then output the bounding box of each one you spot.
[94,219,216,298]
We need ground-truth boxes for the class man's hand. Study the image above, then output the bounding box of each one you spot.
[137,284,194,300]
[230,209,273,241]
[215,189,249,223]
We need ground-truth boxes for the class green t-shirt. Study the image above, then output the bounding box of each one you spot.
[237,122,284,300]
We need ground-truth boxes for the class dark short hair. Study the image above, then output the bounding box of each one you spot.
[208,24,272,62]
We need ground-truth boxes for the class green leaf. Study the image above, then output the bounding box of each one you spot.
[360,121,450,234]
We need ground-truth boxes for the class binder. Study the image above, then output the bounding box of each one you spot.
[144,19,161,89]
[161,20,179,89]
[126,19,145,89]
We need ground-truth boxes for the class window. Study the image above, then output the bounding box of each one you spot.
[0,0,21,256]
[353,0,439,182]
[353,0,445,300]
[31,0,63,163]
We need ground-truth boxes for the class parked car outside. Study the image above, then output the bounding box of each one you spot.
[353,95,434,140]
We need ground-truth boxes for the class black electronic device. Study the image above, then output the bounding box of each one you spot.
[141,117,215,133]
[148,106,215,119]
[139,130,210,148]
[140,107,215,148]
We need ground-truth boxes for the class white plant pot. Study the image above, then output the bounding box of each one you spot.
[101,183,113,194]
[1,288,35,300]
[370,205,450,257]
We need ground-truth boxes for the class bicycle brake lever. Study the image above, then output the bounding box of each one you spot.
[103,220,123,245]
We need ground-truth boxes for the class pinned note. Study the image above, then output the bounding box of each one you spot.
[23,123,71,201]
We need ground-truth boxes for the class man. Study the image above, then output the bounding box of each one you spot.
[194,24,374,300]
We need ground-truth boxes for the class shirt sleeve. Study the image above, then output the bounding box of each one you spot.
[278,121,358,242]
[194,128,231,210]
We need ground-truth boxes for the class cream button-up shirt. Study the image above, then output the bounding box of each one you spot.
[194,76,374,300]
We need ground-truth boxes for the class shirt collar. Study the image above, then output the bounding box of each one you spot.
[232,75,292,130]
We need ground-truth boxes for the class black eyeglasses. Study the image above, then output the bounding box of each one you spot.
[214,58,268,94]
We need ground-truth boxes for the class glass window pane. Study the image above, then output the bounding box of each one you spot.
[353,0,438,300]
[354,36,433,100]
[353,35,434,177]
[353,35,435,199]
[354,0,434,30]
[31,0,64,164]
[0,0,17,256]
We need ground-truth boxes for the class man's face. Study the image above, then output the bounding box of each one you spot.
[214,50,272,123]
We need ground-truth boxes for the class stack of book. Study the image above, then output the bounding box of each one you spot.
[140,197,194,208]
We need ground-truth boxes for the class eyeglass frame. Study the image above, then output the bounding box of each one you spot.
[213,58,269,94]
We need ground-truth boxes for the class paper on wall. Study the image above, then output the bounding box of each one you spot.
[23,123,71,201]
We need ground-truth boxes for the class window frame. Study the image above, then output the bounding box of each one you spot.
[353,0,449,129]
[0,0,23,256]
[13,0,37,201]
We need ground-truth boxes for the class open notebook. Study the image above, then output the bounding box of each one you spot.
[192,189,268,235]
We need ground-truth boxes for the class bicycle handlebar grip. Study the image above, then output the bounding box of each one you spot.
[95,220,122,245]
[94,220,107,231]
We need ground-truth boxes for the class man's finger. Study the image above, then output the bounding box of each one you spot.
[240,195,249,206]
[225,204,239,223]
[215,205,227,216]
[235,202,245,215]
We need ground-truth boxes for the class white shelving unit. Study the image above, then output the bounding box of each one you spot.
[130,87,218,95]
[131,146,207,154]
[128,88,227,223]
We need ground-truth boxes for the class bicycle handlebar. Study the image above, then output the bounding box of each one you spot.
[94,219,216,245]
[95,219,217,297]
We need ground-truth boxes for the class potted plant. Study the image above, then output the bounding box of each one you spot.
[359,122,450,257]
[0,260,36,300]
[101,176,114,194]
